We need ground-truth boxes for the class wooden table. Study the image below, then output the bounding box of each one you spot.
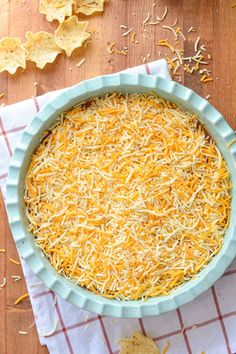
[0,0,236,353]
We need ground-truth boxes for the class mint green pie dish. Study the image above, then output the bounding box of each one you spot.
[6,73,236,318]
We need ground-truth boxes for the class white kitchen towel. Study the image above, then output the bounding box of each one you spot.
[1,59,236,354]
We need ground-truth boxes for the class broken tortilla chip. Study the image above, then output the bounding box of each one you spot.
[54,16,91,57]
[74,0,105,15]
[0,37,26,75]
[23,31,62,69]
[119,332,160,354]
[39,0,74,23]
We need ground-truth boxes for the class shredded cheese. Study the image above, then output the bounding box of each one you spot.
[9,257,20,265]
[14,293,29,305]
[106,41,116,54]
[18,331,27,335]
[143,14,151,25]
[25,93,231,301]
[202,77,213,83]
[0,248,6,253]
[227,139,236,149]
[76,58,85,68]
[188,27,196,33]
[169,19,178,27]
[0,277,6,288]
[122,28,133,37]
[149,20,160,26]
[176,27,186,41]
[38,320,59,337]
[157,6,168,21]
[162,25,178,39]
[131,31,137,43]
[162,341,170,354]
[194,36,201,52]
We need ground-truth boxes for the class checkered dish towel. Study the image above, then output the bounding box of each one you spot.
[1,59,236,354]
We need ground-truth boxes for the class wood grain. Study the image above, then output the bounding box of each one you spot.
[0,0,236,353]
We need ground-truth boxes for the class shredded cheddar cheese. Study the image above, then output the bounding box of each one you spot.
[14,293,29,305]
[24,93,231,300]
[162,341,170,354]
[9,257,20,265]
[19,331,27,335]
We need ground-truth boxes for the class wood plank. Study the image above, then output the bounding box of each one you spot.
[6,309,47,354]
[0,1,236,353]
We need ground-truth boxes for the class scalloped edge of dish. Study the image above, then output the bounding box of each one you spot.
[6,73,236,318]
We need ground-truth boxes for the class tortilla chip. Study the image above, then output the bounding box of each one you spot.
[23,31,62,69]
[119,332,160,354]
[74,0,105,15]
[0,37,27,74]
[54,16,91,57]
[39,0,74,23]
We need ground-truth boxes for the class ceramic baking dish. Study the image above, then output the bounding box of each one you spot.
[6,73,236,317]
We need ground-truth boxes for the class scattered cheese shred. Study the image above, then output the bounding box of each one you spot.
[169,19,178,27]
[76,58,85,68]
[25,93,231,300]
[202,77,213,83]
[157,6,168,21]
[148,20,160,26]
[0,277,6,288]
[122,28,133,37]
[0,248,6,253]
[227,139,236,149]
[194,36,201,53]
[11,275,21,282]
[188,26,196,33]
[27,321,36,330]
[131,31,137,43]
[143,14,151,25]
[14,293,29,305]
[106,41,116,54]
[162,341,170,354]
[38,319,59,337]
[9,257,20,265]
[162,25,178,39]
[176,27,186,41]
